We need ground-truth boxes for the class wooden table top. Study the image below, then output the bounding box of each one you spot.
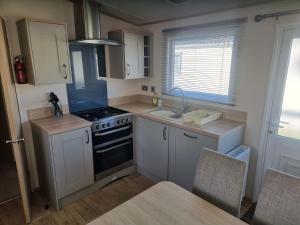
[87,181,247,225]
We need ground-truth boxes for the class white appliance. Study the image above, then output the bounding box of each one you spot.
[226,145,251,198]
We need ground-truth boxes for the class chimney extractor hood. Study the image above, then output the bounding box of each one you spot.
[70,0,120,46]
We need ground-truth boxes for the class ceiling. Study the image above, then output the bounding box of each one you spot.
[96,0,283,25]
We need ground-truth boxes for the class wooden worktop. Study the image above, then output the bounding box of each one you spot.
[115,102,244,139]
[31,114,92,135]
[88,181,247,225]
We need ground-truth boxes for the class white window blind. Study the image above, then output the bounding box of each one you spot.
[162,19,246,105]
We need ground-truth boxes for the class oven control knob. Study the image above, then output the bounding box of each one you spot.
[96,125,100,130]
[117,120,120,124]
[107,122,111,127]
[102,124,106,128]
[126,118,130,122]
[122,119,125,123]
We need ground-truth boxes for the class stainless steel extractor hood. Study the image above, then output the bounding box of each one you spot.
[70,0,120,46]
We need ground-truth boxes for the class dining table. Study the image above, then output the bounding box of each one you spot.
[87,181,248,225]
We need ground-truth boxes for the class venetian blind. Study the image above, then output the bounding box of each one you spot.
[162,19,246,105]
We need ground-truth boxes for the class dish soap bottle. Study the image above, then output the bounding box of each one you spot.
[152,92,158,106]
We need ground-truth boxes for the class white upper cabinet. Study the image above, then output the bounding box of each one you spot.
[17,19,71,85]
[108,30,152,79]
[123,32,144,79]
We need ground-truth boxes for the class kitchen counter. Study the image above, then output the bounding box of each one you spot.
[114,102,244,139]
[31,114,92,135]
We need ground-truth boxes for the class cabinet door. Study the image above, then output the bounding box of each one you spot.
[169,126,217,191]
[29,21,71,84]
[124,32,144,79]
[135,117,168,181]
[51,127,93,198]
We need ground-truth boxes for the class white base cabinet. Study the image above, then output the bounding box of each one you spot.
[135,116,243,191]
[168,127,217,191]
[51,128,94,198]
[135,117,168,181]
[32,126,94,210]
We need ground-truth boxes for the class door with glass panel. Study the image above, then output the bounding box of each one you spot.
[265,26,300,177]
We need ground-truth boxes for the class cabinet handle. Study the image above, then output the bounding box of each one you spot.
[163,127,167,141]
[184,133,198,139]
[127,63,131,76]
[85,130,90,144]
[63,64,68,80]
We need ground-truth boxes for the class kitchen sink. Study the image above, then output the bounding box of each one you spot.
[148,108,181,119]
[149,108,223,125]
[169,113,183,119]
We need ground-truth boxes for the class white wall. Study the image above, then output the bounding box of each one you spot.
[139,0,300,199]
[0,0,141,189]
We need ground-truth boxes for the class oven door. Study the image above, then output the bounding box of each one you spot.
[93,137,133,180]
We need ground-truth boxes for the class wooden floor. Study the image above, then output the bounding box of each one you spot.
[0,173,252,225]
[0,173,155,225]
[0,160,20,203]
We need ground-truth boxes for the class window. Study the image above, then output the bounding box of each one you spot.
[162,20,245,105]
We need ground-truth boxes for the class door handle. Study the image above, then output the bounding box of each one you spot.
[163,127,167,141]
[85,130,89,144]
[270,123,285,129]
[6,138,25,144]
[279,121,289,125]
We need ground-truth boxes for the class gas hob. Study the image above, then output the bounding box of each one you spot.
[73,106,132,132]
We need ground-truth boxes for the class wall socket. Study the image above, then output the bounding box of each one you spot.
[150,86,156,93]
[141,85,148,91]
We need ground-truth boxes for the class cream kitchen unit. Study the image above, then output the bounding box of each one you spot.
[108,30,152,79]
[135,116,244,191]
[17,19,71,85]
[31,115,94,210]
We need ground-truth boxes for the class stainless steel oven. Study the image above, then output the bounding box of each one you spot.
[92,116,133,180]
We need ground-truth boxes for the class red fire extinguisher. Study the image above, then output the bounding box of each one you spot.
[14,55,27,84]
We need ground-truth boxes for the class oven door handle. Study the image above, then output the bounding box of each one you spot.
[93,134,133,149]
[95,140,132,154]
[95,125,132,136]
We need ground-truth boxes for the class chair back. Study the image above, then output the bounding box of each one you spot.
[193,148,246,217]
[252,169,300,225]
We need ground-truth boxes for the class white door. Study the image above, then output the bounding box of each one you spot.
[264,25,300,177]
[0,18,31,223]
